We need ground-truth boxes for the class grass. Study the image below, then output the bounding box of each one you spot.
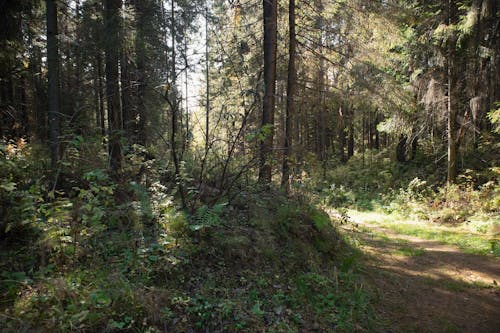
[422,275,500,292]
[395,246,426,257]
[349,210,500,257]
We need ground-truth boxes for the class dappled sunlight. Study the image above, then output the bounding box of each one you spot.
[353,216,500,332]
[1,0,499,331]
[367,264,500,333]
[343,208,500,257]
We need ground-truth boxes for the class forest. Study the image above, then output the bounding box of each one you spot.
[0,0,499,331]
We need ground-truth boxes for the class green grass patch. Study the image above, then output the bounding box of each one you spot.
[350,210,500,257]
[395,246,426,257]
[384,223,499,257]
[422,275,500,292]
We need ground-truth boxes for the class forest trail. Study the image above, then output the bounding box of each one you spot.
[345,213,500,333]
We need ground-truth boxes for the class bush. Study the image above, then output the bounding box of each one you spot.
[0,140,41,236]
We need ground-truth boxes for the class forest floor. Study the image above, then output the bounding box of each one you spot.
[338,210,500,333]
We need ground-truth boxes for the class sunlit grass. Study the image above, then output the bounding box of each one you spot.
[422,275,500,292]
[395,246,426,257]
[348,210,500,257]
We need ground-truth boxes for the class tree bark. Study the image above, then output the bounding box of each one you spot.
[447,0,458,184]
[259,0,278,184]
[281,0,296,191]
[46,0,60,172]
[32,44,46,142]
[396,134,407,163]
[168,0,187,208]
[96,53,105,137]
[205,0,210,151]
[104,0,123,173]
[347,106,354,159]
[133,0,147,144]
[120,49,132,140]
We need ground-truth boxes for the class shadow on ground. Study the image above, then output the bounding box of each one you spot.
[353,227,500,333]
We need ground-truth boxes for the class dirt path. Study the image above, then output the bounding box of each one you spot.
[348,217,500,333]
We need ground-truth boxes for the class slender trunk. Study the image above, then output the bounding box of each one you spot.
[19,76,28,139]
[347,106,354,158]
[32,44,46,142]
[447,0,458,183]
[205,0,210,150]
[396,134,407,163]
[259,0,278,184]
[94,61,100,131]
[104,0,122,173]
[134,0,147,144]
[411,136,418,160]
[120,49,132,140]
[46,0,60,172]
[184,32,189,145]
[367,111,373,149]
[339,106,347,164]
[281,0,296,191]
[74,0,84,134]
[361,112,365,167]
[96,53,105,137]
[169,0,186,208]
[316,0,326,163]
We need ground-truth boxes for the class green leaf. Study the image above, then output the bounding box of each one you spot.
[89,290,112,308]
[0,182,17,192]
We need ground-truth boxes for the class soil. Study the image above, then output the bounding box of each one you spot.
[348,216,500,333]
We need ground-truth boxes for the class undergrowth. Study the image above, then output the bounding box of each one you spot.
[0,142,374,332]
[307,148,500,257]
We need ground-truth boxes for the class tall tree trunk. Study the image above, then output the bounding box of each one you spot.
[18,76,28,139]
[46,0,60,172]
[361,112,365,167]
[184,32,189,146]
[120,49,132,140]
[32,43,46,142]
[134,0,147,144]
[347,106,354,159]
[447,0,458,184]
[339,105,347,164]
[96,53,105,137]
[93,61,100,132]
[104,0,122,173]
[281,0,296,191]
[367,111,374,149]
[169,0,187,208]
[73,0,85,135]
[259,0,278,184]
[396,134,407,163]
[374,113,380,150]
[316,0,326,163]
[205,0,210,150]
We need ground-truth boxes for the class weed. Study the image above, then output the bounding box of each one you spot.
[395,246,426,257]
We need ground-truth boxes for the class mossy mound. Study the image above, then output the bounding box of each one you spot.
[0,191,373,332]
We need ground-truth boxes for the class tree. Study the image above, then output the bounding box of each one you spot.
[259,0,278,184]
[205,0,210,151]
[446,0,459,184]
[281,0,296,191]
[46,0,60,172]
[104,0,123,173]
